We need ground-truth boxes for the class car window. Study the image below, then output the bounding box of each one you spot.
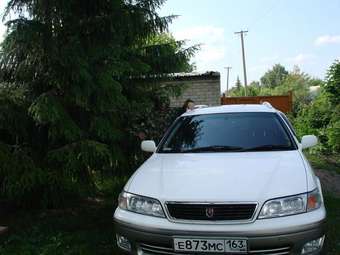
[158,112,296,153]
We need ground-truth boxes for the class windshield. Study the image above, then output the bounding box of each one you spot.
[158,112,296,153]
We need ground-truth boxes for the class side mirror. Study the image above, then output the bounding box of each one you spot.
[301,135,318,149]
[141,140,156,153]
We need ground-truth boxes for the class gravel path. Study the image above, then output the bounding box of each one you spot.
[315,169,340,197]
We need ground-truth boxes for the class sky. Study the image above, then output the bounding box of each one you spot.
[1,0,340,92]
[159,0,340,91]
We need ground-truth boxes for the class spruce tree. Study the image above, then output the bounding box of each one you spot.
[235,76,242,90]
[0,0,196,207]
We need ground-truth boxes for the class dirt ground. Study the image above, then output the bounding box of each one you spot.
[315,169,340,197]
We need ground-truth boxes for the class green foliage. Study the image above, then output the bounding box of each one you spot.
[322,195,340,254]
[0,86,30,143]
[271,68,321,114]
[230,65,322,115]
[305,153,340,174]
[324,61,340,152]
[229,67,321,106]
[324,60,340,104]
[143,33,199,73]
[260,64,288,88]
[294,92,333,151]
[294,60,340,154]
[235,76,242,90]
[0,142,74,208]
[0,0,197,207]
[0,200,118,255]
[228,76,257,97]
[228,84,260,97]
[327,118,340,152]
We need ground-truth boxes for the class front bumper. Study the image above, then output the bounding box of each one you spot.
[114,207,326,255]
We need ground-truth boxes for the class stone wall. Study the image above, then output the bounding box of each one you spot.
[163,72,221,107]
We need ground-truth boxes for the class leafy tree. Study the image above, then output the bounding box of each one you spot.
[257,67,323,114]
[324,60,340,105]
[228,79,260,97]
[260,64,288,88]
[274,70,319,114]
[249,81,260,87]
[327,108,340,152]
[294,92,332,140]
[0,0,197,207]
[246,81,261,96]
[324,60,340,151]
[294,60,340,153]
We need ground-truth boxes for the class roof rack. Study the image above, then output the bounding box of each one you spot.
[194,104,209,109]
[261,101,273,109]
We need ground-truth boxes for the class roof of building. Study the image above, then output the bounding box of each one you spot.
[165,71,220,81]
[182,104,278,116]
[129,71,220,82]
[168,71,220,77]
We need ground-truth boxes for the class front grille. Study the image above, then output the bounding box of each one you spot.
[166,203,257,221]
[139,243,291,255]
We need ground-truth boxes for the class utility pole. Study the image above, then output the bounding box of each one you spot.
[234,30,248,96]
[224,66,232,96]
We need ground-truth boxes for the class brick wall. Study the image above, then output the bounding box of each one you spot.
[162,72,221,107]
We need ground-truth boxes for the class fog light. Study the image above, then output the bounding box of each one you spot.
[116,234,131,252]
[301,235,325,254]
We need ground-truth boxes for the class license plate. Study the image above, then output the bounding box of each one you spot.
[174,237,248,253]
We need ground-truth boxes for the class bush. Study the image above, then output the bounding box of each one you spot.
[324,60,340,105]
[327,106,340,152]
[294,60,340,154]
[0,143,76,208]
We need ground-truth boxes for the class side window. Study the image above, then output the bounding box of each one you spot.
[279,112,297,137]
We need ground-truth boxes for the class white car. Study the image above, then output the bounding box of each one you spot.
[114,104,326,255]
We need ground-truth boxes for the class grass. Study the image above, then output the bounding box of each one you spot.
[323,195,340,254]
[0,158,339,254]
[0,199,119,255]
[0,175,128,255]
[306,152,340,174]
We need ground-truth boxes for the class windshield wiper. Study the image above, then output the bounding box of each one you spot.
[181,145,244,153]
[240,144,293,152]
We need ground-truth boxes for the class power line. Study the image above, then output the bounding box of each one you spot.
[249,1,281,30]
[234,30,248,96]
[223,3,281,92]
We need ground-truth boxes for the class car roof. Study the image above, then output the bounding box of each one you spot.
[182,104,278,116]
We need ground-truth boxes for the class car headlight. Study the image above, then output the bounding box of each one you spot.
[118,191,165,218]
[259,189,322,219]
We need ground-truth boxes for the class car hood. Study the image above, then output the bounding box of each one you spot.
[126,151,308,204]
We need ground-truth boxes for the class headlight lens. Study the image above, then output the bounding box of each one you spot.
[259,189,322,219]
[118,191,165,218]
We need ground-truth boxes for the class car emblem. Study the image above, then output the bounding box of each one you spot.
[206,207,214,218]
